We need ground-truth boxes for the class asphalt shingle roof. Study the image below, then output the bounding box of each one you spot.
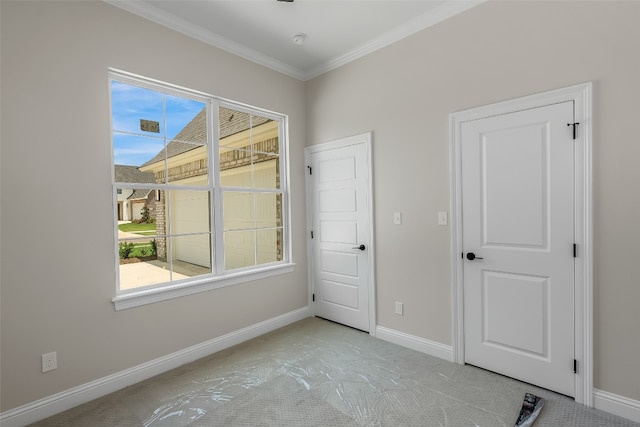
[114,165,155,183]
[141,107,271,167]
[114,165,155,200]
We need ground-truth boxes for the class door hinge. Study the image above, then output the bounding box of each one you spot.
[573,243,577,258]
[574,359,578,374]
[311,230,314,239]
[312,293,315,302]
[307,165,312,175]
[567,122,580,140]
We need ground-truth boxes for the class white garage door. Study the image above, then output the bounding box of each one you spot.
[131,201,145,221]
[171,190,211,268]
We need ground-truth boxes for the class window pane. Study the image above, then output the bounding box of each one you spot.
[254,155,279,189]
[255,193,282,228]
[113,134,165,172]
[219,149,252,187]
[119,258,171,291]
[224,230,256,270]
[115,186,158,223]
[142,106,209,186]
[223,192,255,231]
[117,235,162,291]
[111,81,164,136]
[169,234,212,274]
[166,190,211,235]
[250,115,279,156]
[219,106,279,190]
[257,228,283,265]
[165,97,207,144]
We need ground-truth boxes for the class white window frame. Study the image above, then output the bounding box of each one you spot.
[109,69,294,311]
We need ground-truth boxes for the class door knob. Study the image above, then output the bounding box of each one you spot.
[352,244,366,251]
[466,252,483,260]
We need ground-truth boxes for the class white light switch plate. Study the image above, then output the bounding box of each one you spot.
[393,212,402,225]
[438,211,448,226]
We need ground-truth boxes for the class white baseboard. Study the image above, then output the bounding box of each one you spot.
[0,307,311,427]
[375,325,453,362]
[594,388,640,423]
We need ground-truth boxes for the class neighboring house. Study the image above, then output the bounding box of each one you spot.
[139,106,281,269]
[114,165,157,221]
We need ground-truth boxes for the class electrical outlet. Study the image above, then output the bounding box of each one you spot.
[42,351,57,373]
[395,301,404,315]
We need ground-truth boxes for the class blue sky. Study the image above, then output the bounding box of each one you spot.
[111,81,206,166]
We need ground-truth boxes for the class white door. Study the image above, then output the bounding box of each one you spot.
[307,134,373,332]
[461,101,575,396]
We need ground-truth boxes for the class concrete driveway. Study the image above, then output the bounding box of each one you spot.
[119,261,188,290]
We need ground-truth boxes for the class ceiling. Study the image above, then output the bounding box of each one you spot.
[105,0,483,81]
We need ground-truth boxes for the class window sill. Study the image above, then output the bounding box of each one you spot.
[112,263,295,311]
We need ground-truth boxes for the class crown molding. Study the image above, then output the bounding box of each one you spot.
[104,0,307,81]
[104,0,485,82]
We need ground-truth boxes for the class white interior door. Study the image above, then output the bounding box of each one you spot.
[307,134,373,332]
[461,101,576,396]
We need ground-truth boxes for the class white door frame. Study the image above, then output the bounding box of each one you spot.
[449,83,593,405]
[305,132,377,335]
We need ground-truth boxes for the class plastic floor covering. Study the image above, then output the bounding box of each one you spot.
[31,317,639,427]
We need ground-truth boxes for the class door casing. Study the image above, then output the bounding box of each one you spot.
[305,132,377,335]
[449,83,593,405]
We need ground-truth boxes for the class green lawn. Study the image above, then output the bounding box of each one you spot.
[118,222,157,233]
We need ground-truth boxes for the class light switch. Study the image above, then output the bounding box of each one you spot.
[438,211,448,226]
[393,212,402,225]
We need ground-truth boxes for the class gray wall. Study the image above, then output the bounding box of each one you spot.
[306,1,640,402]
[0,1,307,411]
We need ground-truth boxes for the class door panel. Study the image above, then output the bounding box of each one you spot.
[462,101,575,396]
[309,137,371,332]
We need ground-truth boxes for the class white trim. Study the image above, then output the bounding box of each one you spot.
[594,389,640,423]
[103,0,484,81]
[113,263,295,310]
[376,326,454,362]
[103,0,306,81]
[449,83,593,405]
[305,132,376,335]
[0,307,311,427]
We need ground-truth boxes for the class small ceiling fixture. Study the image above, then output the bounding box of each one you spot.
[277,0,294,2]
[292,33,306,45]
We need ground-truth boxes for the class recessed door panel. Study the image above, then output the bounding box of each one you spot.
[319,189,356,213]
[320,220,357,244]
[318,157,356,183]
[322,280,359,309]
[483,271,548,357]
[321,250,358,277]
[482,124,549,249]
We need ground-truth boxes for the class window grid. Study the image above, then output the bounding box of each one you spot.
[111,70,289,294]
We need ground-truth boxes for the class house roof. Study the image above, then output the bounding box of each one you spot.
[115,164,156,183]
[140,107,271,167]
[128,189,153,201]
[114,165,155,200]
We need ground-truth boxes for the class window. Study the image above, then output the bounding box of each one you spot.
[110,70,292,309]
